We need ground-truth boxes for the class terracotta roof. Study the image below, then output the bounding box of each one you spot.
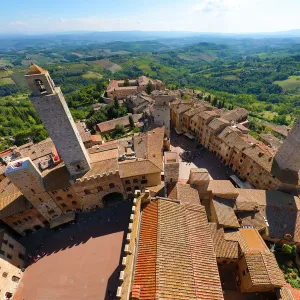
[26,63,47,75]
[18,138,54,161]
[198,110,220,121]
[172,183,200,206]
[96,115,130,133]
[242,145,274,172]
[208,118,230,131]
[172,104,191,114]
[238,211,267,231]
[132,198,223,299]
[208,180,238,199]
[119,159,161,178]
[43,165,71,191]
[0,178,31,218]
[238,228,269,252]
[209,223,240,259]
[89,148,118,163]
[75,122,91,143]
[221,107,248,122]
[82,158,118,178]
[212,197,240,228]
[244,252,285,288]
[132,201,158,299]
[88,140,119,154]
[133,127,164,170]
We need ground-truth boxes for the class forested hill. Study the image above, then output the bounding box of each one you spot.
[1,35,300,150]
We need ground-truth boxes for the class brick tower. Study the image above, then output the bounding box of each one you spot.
[25,64,90,177]
[272,118,300,189]
[5,158,63,221]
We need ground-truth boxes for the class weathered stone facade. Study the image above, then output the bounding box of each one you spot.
[164,152,179,184]
[25,64,91,177]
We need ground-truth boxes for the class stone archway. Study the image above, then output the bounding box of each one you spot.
[102,192,124,207]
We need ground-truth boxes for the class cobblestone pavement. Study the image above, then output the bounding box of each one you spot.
[170,128,233,180]
[13,201,131,300]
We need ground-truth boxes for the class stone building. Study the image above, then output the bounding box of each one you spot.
[25,63,91,177]
[163,152,179,184]
[106,76,165,100]
[0,230,26,297]
[5,158,63,222]
[272,118,300,191]
[125,92,153,114]
[170,103,192,133]
[151,90,175,138]
[0,177,47,235]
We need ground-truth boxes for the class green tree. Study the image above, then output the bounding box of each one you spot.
[146,81,153,95]
[129,115,135,129]
[212,97,218,107]
[114,124,126,138]
[124,78,130,87]
[207,95,211,103]
[282,244,297,255]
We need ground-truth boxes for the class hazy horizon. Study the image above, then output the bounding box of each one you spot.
[2,0,300,35]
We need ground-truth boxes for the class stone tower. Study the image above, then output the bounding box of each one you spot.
[25,64,90,177]
[152,91,175,138]
[272,118,300,189]
[164,152,179,184]
[5,158,63,221]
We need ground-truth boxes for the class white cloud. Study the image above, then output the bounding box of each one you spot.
[9,21,28,27]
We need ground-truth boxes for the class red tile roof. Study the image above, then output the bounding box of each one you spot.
[132,201,158,299]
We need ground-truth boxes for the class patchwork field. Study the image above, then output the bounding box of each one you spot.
[0,77,15,85]
[82,71,103,79]
[221,75,240,80]
[274,76,300,91]
[94,59,122,72]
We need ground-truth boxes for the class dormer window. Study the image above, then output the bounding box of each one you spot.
[35,79,47,94]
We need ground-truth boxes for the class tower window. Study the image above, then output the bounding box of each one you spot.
[84,189,91,195]
[34,79,47,93]
[109,183,115,189]
[76,165,81,170]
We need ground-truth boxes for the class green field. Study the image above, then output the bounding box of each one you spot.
[82,72,103,79]
[221,75,240,80]
[274,76,300,91]
[0,59,11,65]
[0,77,15,85]
[11,72,29,90]
[0,70,13,78]
[94,59,122,72]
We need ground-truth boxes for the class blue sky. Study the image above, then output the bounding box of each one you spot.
[2,0,300,34]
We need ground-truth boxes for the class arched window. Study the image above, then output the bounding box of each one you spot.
[134,186,139,191]
[56,196,62,201]
[72,201,77,205]
[34,79,47,93]
[109,183,115,189]
[67,194,73,198]
[126,187,132,192]
[97,186,103,192]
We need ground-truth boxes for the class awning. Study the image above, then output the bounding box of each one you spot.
[174,128,183,135]
[184,133,195,140]
[50,213,76,229]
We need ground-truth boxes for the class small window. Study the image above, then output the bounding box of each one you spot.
[18,253,25,260]
[141,179,148,185]
[48,210,55,215]
[0,250,5,256]
[133,179,138,184]
[67,194,73,199]
[38,198,42,202]
[109,183,115,189]
[2,272,8,278]
[77,165,81,170]
[84,189,91,195]
[71,201,77,205]
[142,176,146,180]
[134,186,139,191]
[61,203,67,208]
[126,187,132,192]
[97,186,103,192]
[8,244,14,250]
[63,188,68,192]
[125,180,130,185]
[12,276,20,283]
[242,270,246,276]
[6,254,12,260]
[56,196,62,201]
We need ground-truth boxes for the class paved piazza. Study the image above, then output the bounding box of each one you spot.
[13,201,131,300]
[170,129,233,181]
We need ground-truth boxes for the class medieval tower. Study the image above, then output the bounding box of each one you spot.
[5,157,63,221]
[272,118,300,191]
[25,64,91,177]
[152,91,175,138]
